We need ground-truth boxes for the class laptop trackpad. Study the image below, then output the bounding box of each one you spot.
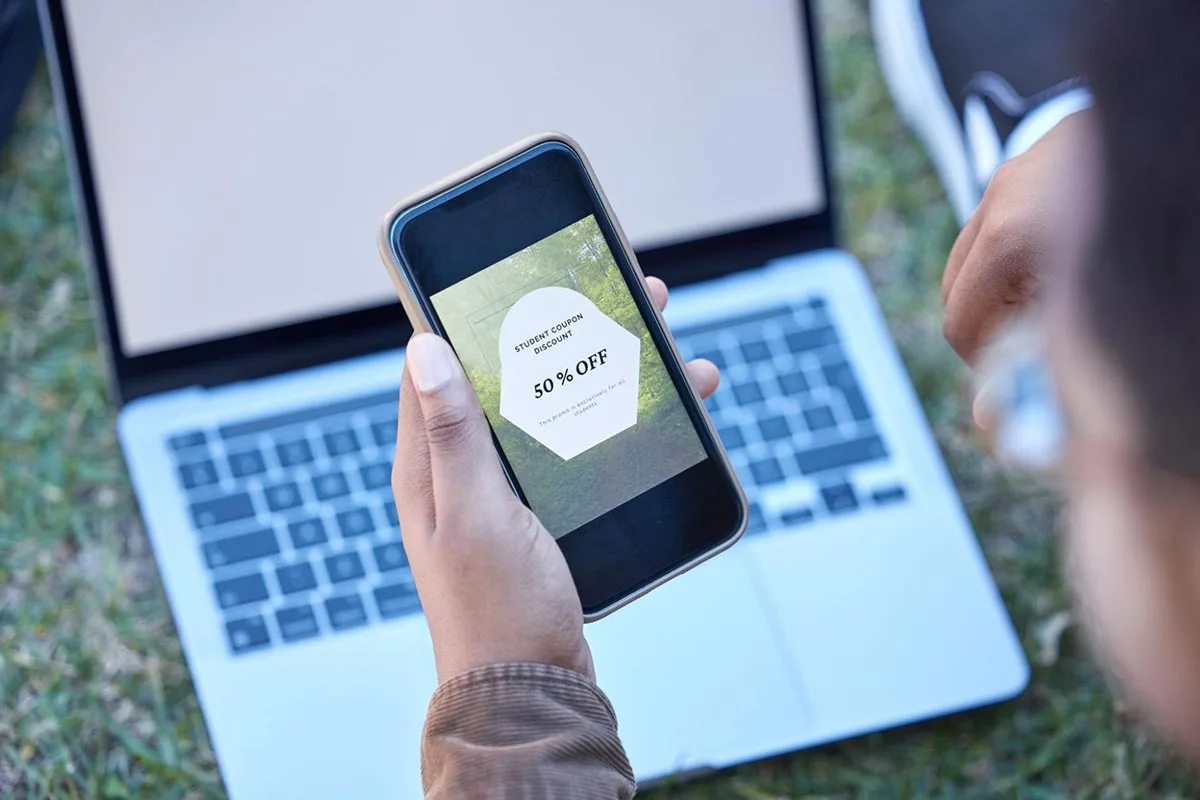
[586,549,806,780]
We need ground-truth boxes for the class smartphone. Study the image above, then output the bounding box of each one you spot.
[378,133,748,620]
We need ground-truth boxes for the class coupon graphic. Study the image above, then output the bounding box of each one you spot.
[497,287,642,460]
[431,214,706,537]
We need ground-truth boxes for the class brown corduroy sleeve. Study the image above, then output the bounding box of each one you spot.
[421,663,636,799]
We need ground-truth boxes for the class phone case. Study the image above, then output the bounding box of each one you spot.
[377,132,748,621]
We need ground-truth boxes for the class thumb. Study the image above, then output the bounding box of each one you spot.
[405,333,512,510]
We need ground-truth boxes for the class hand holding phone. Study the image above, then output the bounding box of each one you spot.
[395,280,718,682]
[380,134,747,619]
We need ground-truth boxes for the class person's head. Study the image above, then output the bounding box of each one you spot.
[1044,0,1200,758]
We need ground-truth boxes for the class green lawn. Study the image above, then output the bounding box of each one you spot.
[1,0,1197,797]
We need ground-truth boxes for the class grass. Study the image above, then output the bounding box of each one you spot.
[1,0,1197,796]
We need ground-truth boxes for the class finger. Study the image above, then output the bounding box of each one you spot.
[646,275,669,313]
[943,244,1037,362]
[686,358,720,399]
[942,207,984,304]
[646,278,717,397]
[393,362,436,543]
[972,375,1000,434]
[404,333,513,520]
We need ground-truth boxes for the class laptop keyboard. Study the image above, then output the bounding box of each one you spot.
[168,391,410,655]
[672,295,906,537]
[168,293,904,657]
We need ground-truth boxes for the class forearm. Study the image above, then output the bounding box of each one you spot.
[422,663,635,800]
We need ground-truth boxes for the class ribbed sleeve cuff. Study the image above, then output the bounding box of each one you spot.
[421,663,635,799]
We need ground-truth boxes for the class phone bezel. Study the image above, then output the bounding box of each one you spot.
[378,133,748,620]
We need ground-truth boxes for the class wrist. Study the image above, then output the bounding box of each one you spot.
[434,639,595,686]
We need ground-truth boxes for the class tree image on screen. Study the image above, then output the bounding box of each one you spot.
[432,215,706,537]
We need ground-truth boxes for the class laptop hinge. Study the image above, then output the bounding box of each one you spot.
[118,324,409,405]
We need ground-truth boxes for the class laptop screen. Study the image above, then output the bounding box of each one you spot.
[61,0,826,358]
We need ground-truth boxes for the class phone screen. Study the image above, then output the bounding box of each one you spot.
[430,213,708,538]
[392,142,744,613]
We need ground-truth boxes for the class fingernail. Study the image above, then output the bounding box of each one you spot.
[406,334,455,393]
[972,376,999,432]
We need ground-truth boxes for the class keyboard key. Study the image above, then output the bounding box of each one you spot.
[382,500,399,528]
[807,303,830,326]
[872,485,908,506]
[823,363,872,420]
[276,562,317,594]
[795,436,888,475]
[276,605,320,643]
[325,551,365,583]
[276,438,314,467]
[745,502,766,536]
[323,428,360,457]
[312,471,350,501]
[178,459,219,490]
[214,573,269,609]
[748,457,785,486]
[778,369,809,396]
[263,481,303,512]
[757,416,792,441]
[731,381,764,406]
[288,518,328,550]
[840,388,871,421]
[371,419,398,447]
[781,507,815,525]
[203,529,280,569]
[374,542,409,572]
[803,406,837,431]
[785,326,838,353]
[821,360,857,389]
[822,483,859,514]
[360,462,392,491]
[694,349,726,370]
[191,492,255,529]
[337,507,375,538]
[374,583,421,619]
[718,424,746,451]
[739,340,773,363]
[169,431,208,451]
[226,615,271,654]
[227,449,266,478]
[325,594,368,631]
[817,344,847,366]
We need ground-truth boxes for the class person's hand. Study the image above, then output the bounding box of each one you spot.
[942,109,1095,363]
[392,277,718,684]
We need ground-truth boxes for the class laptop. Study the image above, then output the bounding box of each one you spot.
[40,0,1029,795]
